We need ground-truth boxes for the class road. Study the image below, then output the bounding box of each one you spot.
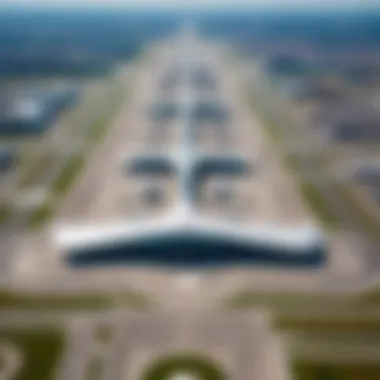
[0,307,287,380]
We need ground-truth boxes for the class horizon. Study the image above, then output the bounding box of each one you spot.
[1,0,380,12]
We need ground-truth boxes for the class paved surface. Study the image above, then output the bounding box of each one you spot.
[7,29,379,300]
[0,34,295,380]
[57,55,172,221]
[3,30,380,380]
[50,35,313,226]
[0,308,286,380]
[53,310,287,380]
[0,342,23,380]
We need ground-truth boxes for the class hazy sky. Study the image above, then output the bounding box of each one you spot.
[2,0,380,9]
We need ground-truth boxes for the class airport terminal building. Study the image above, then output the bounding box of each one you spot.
[0,86,80,136]
[54,210,327,268]
[63,232,326,268]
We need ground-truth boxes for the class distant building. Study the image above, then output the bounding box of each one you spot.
[313,101,380,142]
[342,62,380,85]
[266,54,310,78]
[289,78,345,103]
[0,148,15,173]
[352,161,380,185]
[0,85,80,136]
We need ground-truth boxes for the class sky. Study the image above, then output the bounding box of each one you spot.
[1,0,380,9]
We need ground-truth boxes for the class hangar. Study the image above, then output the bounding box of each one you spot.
[0,86,80,136]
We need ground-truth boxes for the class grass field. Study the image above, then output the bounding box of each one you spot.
[25,78,129,229]
[51,154,86,198]
[275,318,380,332]
[0,327,63,380]
[27,201,53,229]
[286,154,338,228]
[222,290,356,310]
[85,356,103,380]
[299,180,339,229]
[87,85,128,145]
[18,151,56,189]
[333,183,380,242]
[0,290,152,311]
[0,202,12,224]
[294,362,380,380]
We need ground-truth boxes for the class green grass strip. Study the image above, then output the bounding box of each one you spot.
[87,86,128,145]
[293,361,380,380]
[333,183,380,242]
[0,290,152,311]
[27,202,53,229]
[18,151,55,189]
[274,317,380,332]
[0,327,63,380]
[51,154,86,198]
[0,202,12,224]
